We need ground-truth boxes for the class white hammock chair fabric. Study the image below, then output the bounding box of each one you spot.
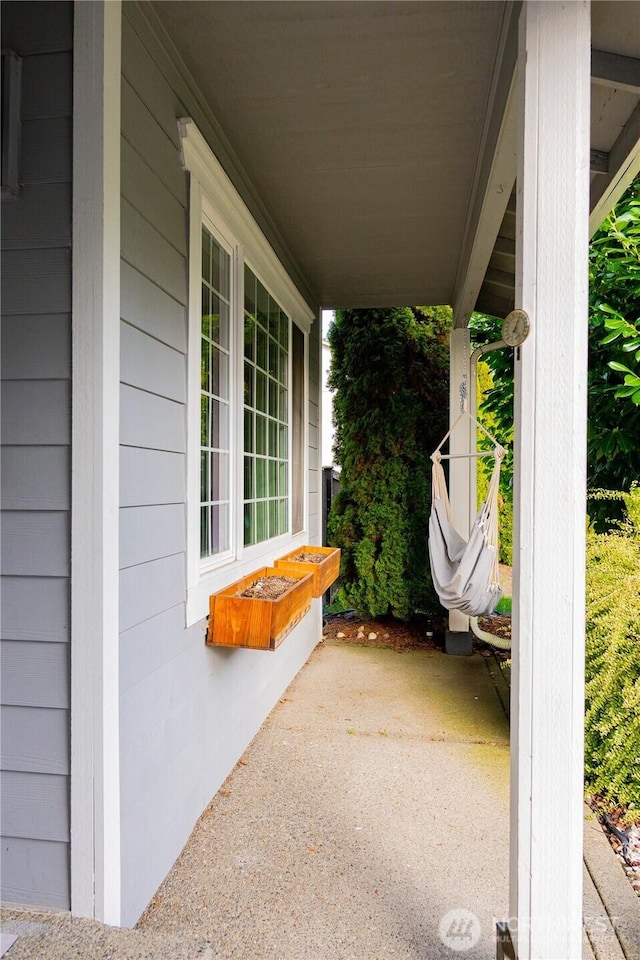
[428,414,505,618]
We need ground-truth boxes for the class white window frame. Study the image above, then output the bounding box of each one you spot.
[180,119,314,626]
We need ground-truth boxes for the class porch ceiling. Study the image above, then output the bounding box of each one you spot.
[150,0,640,314]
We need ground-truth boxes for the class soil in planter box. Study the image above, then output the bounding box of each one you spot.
[237,575,299,600]
[290,552,325,563]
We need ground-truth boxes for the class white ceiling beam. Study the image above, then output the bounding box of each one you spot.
[589,99,640,236]
[452,3,520,328]
[592,48,640,95]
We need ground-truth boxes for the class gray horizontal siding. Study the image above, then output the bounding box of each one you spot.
[120,384,186,453]
[120,447,185,507]
[1,641,69,709]
[1,0,72,911]
[1,512,70,577]
[120,504,185,570]
[1,315,71,380]
[119,603,191,694]
[119,554,186,633]
[1,380,70,445]
[121,200,187,304]
[1,1,72,55]
[1,577,69,644]
[121,262,186,353]
[1,837,69,909]
[120,322,186,403]
[1,706,68,776]
[121,21,183,149]
[121,138,187,255]
[1,446,69,510]
[1,182,71,249]
[1,248,71,315]
[21,51,72,120]
[121,80,186,204]
[1,771,69,842]
[22,118,73,183]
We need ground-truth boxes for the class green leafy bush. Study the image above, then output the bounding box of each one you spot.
[585,485,640,810]
[327,306,450,619]
[475,357,513,565]
[588,177,640,495]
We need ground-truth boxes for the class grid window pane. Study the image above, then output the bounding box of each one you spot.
[257,325,268,371]
[268,298,279,340]
[210,504,230,554]
[257,280,269,326]
[279,462,288,496]
[278,498,288,535]
[268,419,277,457]
[256,501,267,542]
[201,338,210,393]
[202,284,211,329]
[268,339,278,379]
[244,263,256,316]
[268,459,277,497]
[244,361,254,407]
[256,414,267,456]
[201,452,208,506]
[256,371,268,413]
[269,378,278,418]
[268,500,278,539]
[200,224,232,561]
[242,265,291,545]
[244,315,255,361]
[244,503,255,546]
[244,410,254,453]
[201,395,209,448]
[244,457,254,500]
[200,506,209,559]
[280,315,289,351]
[256,458,266,498]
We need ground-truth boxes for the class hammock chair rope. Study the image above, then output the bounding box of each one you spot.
[428,409,507,619]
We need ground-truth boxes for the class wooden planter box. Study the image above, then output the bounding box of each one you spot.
[207,566,314,651]
[274,546,340,598]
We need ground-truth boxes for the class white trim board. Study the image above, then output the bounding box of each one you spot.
[510,3,590,958]
[179,118,314,334]
[71,0,122,925]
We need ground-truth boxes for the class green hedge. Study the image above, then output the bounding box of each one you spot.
[585,486,640,811]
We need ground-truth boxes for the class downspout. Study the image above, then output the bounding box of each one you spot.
[468,338,511,651]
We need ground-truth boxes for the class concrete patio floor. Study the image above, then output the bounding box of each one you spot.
[1,641,638,960]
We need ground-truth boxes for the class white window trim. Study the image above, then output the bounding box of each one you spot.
[180,119,314,626]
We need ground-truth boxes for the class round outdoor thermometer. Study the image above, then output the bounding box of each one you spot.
[502,309,531,347]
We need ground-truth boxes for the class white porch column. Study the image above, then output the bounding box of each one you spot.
[510,3,590,959]
[71,0,122,924]
[448,327,471,637]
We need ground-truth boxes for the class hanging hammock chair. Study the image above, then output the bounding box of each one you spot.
[428,410,506,619]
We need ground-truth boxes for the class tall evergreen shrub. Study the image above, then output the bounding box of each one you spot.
[327,306,450,619]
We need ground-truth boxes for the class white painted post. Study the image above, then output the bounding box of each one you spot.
[509,3,590,958]
[448,327,471,638]
[71,0,122,924]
